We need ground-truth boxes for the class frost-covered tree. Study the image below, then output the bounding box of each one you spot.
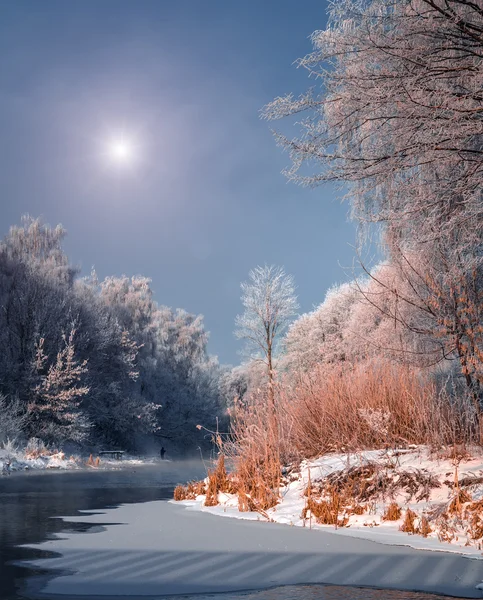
[354,252,483,423]
[263,0,483,418]
[263,0,483,249]
[28,327,90,444]
[154,307,226,451]
[283,282,359,372]
[0,217,78,412]
[0,216,226,452]
[0,394,26,444]
[235,265,298,411]
[219,361,269,408]
[69,274,158,448]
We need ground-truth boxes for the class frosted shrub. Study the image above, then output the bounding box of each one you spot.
[25,437,48,458]
[358,408,391,438]
[0,394,26,444]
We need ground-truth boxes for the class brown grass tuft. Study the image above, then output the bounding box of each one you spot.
[173,485,187,501]
[174,480,207,501]
[301,488,348,527]
[204,454,229,507]
[383,502,402,521]
[400,508,417,533]
[418,516,432,537]
[223,392,285,512]
[465,500,483,539]
[448,489,472,515]
[281,361,479,457]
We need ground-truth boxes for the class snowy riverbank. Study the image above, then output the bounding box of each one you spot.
[0,444,161,474]
[175,447,483,559]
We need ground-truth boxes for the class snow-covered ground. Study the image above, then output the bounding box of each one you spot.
[0,444,160,474]
[175,447,483,559]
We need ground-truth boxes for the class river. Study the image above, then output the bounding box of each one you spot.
[0,461,471,600]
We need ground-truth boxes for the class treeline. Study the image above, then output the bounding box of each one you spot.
[0,216,227,453]
[269,0,483,442]
[218,0,483,502]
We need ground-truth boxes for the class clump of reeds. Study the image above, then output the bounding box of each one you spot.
[205,454,229,507]
[174,480,206,501]
[222,390,287,512]
[418,516,432,537]
[400,508,417,533]
[383,502,402,521]
[25,438,52,459]
[280,361,479,458]
[448,489,472,515]
[313,462,439,505]
[173,485,188,501]
[465,500,483,540]
[301,487,348,527]
[86,454,100,467]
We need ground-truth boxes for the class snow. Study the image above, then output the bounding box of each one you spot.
[175,447,483,559]
[0,444,163,474]
[0,447,78,473]
[19,500,483,598]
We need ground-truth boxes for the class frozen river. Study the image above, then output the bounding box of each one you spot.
[0,462,479,600]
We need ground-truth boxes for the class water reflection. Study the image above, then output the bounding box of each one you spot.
[0,461,205,600]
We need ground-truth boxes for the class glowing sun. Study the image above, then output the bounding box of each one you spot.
[109,140,133,162]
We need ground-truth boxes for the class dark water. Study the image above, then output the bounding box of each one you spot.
[0,463,468,600]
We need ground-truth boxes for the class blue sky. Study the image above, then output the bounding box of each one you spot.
[0,0,358,365]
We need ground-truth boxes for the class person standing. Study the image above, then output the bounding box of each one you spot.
[160,446,166,460]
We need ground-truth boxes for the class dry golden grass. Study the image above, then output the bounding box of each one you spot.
[25,446,54,459]
[173,485,188,501]
[86,454,100,467]
[465,500,483,539]
[400,508,417,533]
[302,474,366,527]
[174,480,207,501]
[173,455,238,507]
[448,489,472,515]
[86,455,99,467]
[222,392,286,512]
[205,455,229,506]
[310,463,439,505]
[383,502,402,521]
[419,516,432,537]
[281,361,478,457]
[301,488,348,527]
[174,359,480,536]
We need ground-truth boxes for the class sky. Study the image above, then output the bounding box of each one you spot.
[0,0,359,366]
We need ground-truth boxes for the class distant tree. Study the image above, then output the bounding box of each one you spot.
[219,361,268,408]
[0,216,226,452]
[283,282,359,372]
[0,394,26,444]
[235,265,298,413]
[154,307,226,451]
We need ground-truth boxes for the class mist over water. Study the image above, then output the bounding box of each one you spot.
[0,463,467,600]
